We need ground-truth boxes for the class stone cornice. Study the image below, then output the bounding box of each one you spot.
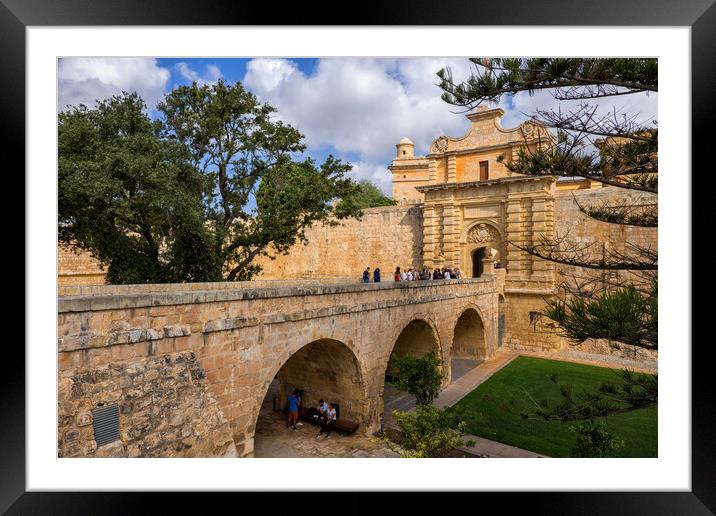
[415,175,557,192]
[425,139,541,159]
[389,160,429,170]
[58,278,495,312]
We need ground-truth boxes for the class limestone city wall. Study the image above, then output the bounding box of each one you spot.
[253,204,423,280]
[58,245,106,287]
[551,187,658,360]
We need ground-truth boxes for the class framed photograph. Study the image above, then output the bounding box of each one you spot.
[7,0,709,512]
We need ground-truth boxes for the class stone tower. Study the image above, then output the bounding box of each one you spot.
[396,137,414,159]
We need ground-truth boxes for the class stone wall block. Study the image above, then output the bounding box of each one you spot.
[163,325,191,338]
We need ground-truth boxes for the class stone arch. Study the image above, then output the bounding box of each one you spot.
[450,306,488,361]
[380,316,444,424]
[383,315,443,380]
[249,333,371,451]
[460,221,505,276]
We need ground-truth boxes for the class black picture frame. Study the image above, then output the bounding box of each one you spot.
[5,0,709,513]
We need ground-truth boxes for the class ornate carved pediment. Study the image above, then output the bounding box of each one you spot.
[431,136,449,153]
[467,223,500,244]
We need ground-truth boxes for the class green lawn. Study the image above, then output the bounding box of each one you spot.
[447,356,657,457]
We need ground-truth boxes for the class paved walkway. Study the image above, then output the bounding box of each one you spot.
[253,403,399,458]
[519,349,658,375]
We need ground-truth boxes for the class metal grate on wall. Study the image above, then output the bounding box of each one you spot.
[92,403,119,447]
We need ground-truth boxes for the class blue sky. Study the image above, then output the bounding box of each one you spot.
[58,57,658,195]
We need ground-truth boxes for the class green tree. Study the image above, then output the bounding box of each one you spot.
[569,419,624,458]
[376,404,475,458]
[438,58,658,352]
[58,93,216,284]
[59,81,364,283]
[335,180,397,212]
[390,351,445,406]
[158,79,362,281]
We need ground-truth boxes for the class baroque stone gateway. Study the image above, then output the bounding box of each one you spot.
[57,107,657,457]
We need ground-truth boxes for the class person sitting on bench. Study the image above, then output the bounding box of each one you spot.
[309,399,329,425]
[316,402,338,439]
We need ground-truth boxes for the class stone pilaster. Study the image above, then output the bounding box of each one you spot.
[505,199,525,279]
[446,153,457,183]
[521,198,534,277]
[442,201,458,268]
[530,197,554,281]
[422,205,437,269]
[428,159,437,183]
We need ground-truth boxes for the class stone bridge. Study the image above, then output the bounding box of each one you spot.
[58,275,502,458]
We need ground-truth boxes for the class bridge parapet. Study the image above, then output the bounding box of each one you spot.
[58,277,496,312]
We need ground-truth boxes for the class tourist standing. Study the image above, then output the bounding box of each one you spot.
[287,389,300,431]
[444,269,451,280]
[362,267,371,283]
[295,389,304,426]
[394,267,401,282]
[373,267,381,282]
[400,268,408,281]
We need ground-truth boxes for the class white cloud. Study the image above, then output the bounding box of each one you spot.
[243,58,477,163]
[244,58,298,92]
[498,88,658,129]
[347,162,393,195]
[58,58,171,112]
[243,57,656,196]
[174,62,222,87]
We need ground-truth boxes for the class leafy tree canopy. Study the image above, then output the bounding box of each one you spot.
[60,80,365,283]
[335,180,397,212]
[375,404,475,458]
[58,93,216,284]
[390,351,445,406]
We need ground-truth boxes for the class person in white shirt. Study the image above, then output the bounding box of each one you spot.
[400,270,408,281]
[316,403,338,438]
[444,269,451,280]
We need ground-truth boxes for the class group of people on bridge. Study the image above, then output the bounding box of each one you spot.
[394,266,462,281]
[362,265,462,283]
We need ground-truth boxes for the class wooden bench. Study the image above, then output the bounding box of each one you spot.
[333,419,359,434]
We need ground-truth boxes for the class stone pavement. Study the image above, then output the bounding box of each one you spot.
[435,352,518,409]
[519,349,658,375]
[253,401,399,458]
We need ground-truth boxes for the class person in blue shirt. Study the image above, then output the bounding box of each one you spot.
[287,389,300,431]
[373,267,381,283]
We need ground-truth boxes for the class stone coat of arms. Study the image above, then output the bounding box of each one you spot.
[467,224,500,244]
